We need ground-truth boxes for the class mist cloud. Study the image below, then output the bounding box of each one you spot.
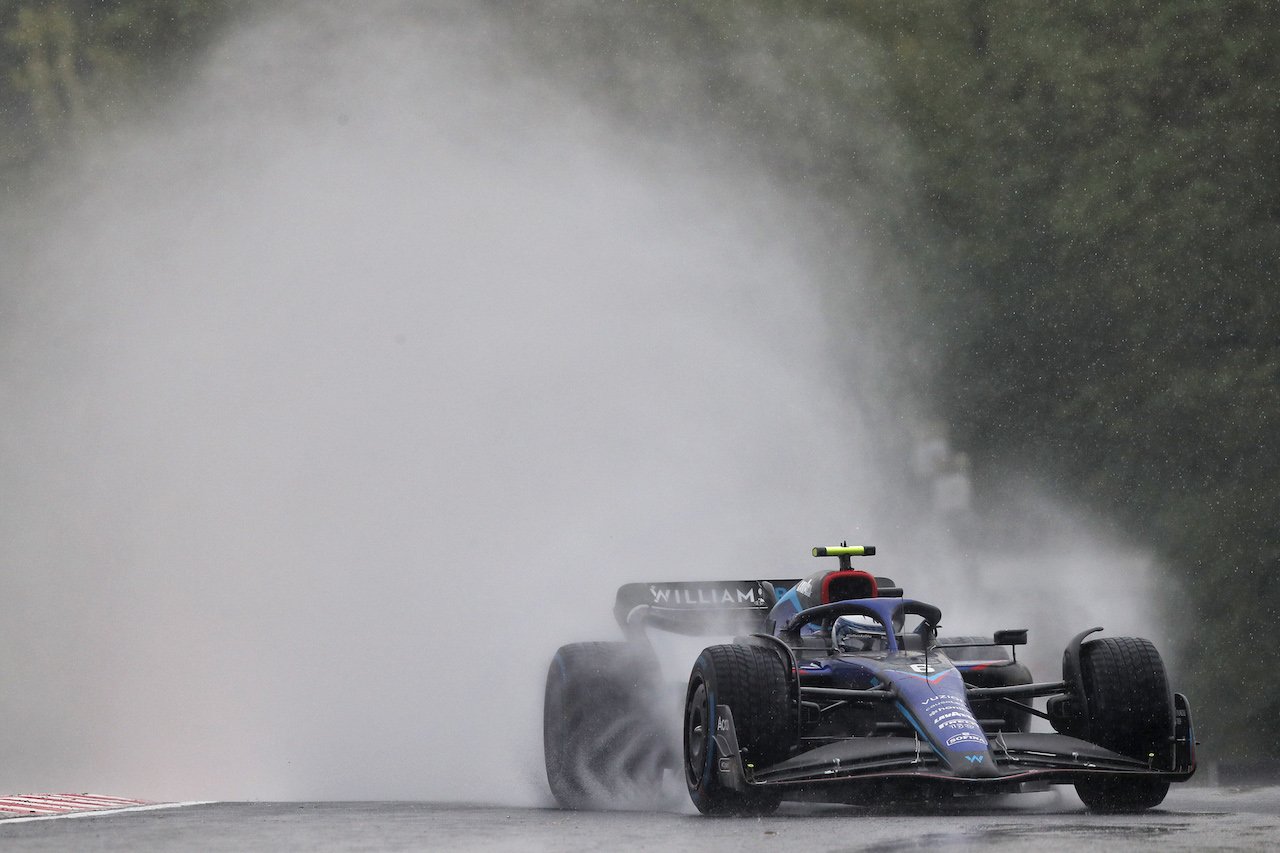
[0,1,1158,803]
[0,2,884,802]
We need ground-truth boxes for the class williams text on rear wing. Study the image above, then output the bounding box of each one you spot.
[614,580,795,636]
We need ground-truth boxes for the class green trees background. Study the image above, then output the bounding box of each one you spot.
[1,0,1274,760]
[0,0,236,173]
[834,0,1279,760]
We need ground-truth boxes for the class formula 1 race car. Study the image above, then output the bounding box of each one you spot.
[543,546,1196,814]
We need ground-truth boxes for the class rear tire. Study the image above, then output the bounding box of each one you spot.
[544,642,670,810]
[941,637,1033,732]
[683,644,792,815]
[1073,636,1173,812]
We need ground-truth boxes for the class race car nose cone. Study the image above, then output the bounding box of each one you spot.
[946,749,1000,778]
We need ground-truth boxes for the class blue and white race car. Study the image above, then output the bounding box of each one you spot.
[544,546,1196,814]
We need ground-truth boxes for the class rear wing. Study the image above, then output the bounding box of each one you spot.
[615,569,903,637]
[614,580,800,636]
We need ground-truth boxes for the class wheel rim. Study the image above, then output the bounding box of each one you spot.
[685,680,710,786]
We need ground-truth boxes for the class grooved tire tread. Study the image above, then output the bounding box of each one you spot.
[704,644,792,767]
[684,644,792,815]
[1079,636,1173,759]
[544,642,667,810]
[1074,636,1173,812]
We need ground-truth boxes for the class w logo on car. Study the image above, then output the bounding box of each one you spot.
[965,755,984,764]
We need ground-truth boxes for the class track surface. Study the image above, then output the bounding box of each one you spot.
[0,788,1275,851]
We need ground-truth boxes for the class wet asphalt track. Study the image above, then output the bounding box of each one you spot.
[0,787,1276,852]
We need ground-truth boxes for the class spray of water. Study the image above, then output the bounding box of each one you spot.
[0,1,1159,804]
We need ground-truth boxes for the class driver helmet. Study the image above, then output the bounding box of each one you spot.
[833,611,904,652]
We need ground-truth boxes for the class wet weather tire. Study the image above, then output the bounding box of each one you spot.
[1074,776,1170,812]
[544,642,670,810]
[683,644,792,815]
[1073,636,1173,811]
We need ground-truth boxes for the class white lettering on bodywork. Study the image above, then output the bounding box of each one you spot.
[648,585,760,606]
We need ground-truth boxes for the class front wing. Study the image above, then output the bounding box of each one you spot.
[711,705,1195,799]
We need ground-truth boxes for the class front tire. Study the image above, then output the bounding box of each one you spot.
[1075,776,1170,812]
[544,642,670,810]
[683,644,792,815]
[1073,636,1173,811]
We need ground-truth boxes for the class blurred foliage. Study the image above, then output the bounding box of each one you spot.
[824,0,1280,758]
[0,0,238,174]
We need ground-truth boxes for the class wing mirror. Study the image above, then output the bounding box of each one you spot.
[994,629,1028,646]
[994,629,1028,660]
